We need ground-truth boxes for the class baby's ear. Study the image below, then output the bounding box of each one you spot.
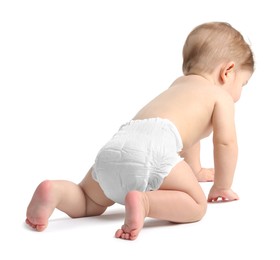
[220,62,235,83]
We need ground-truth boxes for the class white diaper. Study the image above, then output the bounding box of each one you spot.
[92,118,183,204]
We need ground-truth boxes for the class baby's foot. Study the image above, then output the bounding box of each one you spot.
[115,191,148,240]
[25,180,56,231]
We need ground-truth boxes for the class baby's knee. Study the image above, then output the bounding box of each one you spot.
[196,200,207,220]
[187,199,207,223]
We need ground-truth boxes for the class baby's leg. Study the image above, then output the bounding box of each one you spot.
[26,168,114,231]
[115,160,207,240]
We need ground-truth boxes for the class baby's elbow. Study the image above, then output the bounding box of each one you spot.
[213,136,238,148]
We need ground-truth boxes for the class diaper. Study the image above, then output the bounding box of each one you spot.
[92,118,183,204]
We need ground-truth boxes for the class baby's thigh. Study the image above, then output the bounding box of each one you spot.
[79,167,115,207]
[159,160,207,205]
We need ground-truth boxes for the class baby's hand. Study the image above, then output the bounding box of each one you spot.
[207,185,239,202]
[195,168,215,182]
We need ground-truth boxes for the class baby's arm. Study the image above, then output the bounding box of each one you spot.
[180,142,214,182]
[208,94,239,202]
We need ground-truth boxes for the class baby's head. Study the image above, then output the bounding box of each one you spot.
[182,22,254,75]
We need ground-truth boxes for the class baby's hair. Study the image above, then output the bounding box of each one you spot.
[182,22,254,75]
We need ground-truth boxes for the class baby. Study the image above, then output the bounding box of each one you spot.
[26,22,254,240]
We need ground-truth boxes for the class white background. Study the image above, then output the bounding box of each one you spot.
[1,1,279,259]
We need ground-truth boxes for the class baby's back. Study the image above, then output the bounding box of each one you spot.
[133,75,227,148]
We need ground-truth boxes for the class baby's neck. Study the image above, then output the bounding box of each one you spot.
[185,73,216,85]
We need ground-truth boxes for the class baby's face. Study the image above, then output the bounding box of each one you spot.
[229,70,252,102]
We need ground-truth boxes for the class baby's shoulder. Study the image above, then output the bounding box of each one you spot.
[196,81,233,103]
[211,86,234,105]
[169,75,233,106]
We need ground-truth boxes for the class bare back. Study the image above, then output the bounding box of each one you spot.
[133,75,235,149]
